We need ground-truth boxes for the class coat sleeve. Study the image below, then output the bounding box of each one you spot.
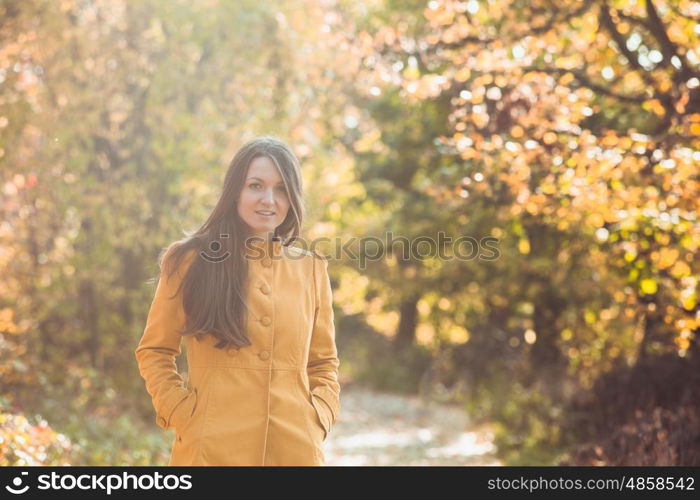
[135,247,196,431]
[307,255,341,439]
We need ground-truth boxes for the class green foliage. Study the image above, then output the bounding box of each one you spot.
[0,408,72,466]
[337,314,432,394]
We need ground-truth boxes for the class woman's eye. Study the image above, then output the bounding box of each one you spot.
[247,183,285,193]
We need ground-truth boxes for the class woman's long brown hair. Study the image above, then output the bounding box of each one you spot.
[152,136,305,349]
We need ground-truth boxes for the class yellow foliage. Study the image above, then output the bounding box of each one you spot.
[640,279,658,295]
[518,238,531,254]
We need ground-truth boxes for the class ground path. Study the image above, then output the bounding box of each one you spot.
[322,384,502,466]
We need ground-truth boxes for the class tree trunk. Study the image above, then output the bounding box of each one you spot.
[395,293,420,347]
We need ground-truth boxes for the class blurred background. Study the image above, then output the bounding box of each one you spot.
[1,0,698,466]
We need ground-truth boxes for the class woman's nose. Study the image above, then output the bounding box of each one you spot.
[261,188,275,204]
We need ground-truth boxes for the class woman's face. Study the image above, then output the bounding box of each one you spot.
[237,155,291,239]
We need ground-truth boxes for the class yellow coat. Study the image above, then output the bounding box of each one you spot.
[135,239,341,466]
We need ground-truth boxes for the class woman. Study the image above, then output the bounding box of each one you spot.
[134,136,340,466]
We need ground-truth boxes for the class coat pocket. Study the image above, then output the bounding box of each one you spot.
[297,379,326,445]
[310,394,331,441]
[298,397,325,465]
[170,387,198,440]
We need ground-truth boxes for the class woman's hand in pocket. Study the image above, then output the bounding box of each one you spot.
[170,387,198,437]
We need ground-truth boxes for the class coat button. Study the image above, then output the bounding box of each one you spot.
[260,316,271,326]
[260,283,272,294]
[262,258,272,267]
[258,350,270,360]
